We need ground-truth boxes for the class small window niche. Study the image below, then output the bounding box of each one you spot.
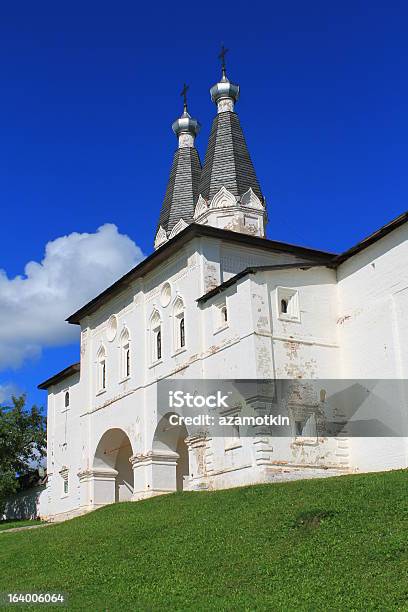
[150,310,162,364]
[97,346,107,393]
[173,297,186,352]
[64,390,70,409]
[214,300,229,333]
[60,467,69,497]
[291,410,318,445]
[224,421,241,451]
[119,327,131,381]
[222,408,242,451]
[277,287,300,322]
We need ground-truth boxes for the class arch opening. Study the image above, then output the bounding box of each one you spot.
[93,428,134,503]
[152,413,189,492]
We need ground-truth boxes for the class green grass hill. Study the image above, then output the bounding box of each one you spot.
[1,470,408,610]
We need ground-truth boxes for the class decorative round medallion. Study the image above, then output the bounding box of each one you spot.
[106,315,118,342]
[160,282,172,308]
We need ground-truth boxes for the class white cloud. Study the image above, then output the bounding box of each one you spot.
[0,383,21,404]
[0,224,144,369]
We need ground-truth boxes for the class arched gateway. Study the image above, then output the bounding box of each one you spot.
[152,413,189,492]
[91,428,134,506]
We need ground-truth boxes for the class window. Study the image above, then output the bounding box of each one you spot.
[180,318,185,348]
[295,420,303,436]
[173,297,186,351]
[125,345,130,377]
[277,287,300,322]
[101,360,106,388]
[223,411,242,451]
[64,391,70,408]
[156,329,162,360]
[214,301,229,332]
[97,346,107,391]
[60,468,69,496]
[120,328,131,379]
[292,411,317,440]
[151,310,162,362]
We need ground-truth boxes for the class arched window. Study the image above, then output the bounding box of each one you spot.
[97,346,107,391]
[64,391,70,408]
[221,305,228,324]
[151,310,162,362]
[173,297,185,350]
[280,299,288,314]
[180,317,185,348]
[157,329,162,360]
[120,328,131,379]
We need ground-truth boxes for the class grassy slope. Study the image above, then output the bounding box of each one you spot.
[1,471,408,611]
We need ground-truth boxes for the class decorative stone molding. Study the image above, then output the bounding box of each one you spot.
[240,188,264,210]
[210,186,237,209]
[154,225,167,249]
[80,329,88,356]
[185,434,208,480]
[185,433,208,449]
[160,282,172,308]
[194,195,208,219]
[169,218,188,239]
[106,314,118,342]
[77,467,118,482]
[130,450,180,467]
[178,132,194,148]
[217,98,234,113]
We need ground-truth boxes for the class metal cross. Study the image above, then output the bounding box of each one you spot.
[180,83,189,110]
[218,44,229,75]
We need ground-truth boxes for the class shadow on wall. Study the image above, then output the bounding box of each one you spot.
[1,485,46,521]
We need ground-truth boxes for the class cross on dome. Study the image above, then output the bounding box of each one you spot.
[218,44,229,78]
[180,83,189,112]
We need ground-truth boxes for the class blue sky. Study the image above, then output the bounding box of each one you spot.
[0,0,407,409]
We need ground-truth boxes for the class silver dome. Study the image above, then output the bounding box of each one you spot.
[210,75,240,104]
[172,109,201,138]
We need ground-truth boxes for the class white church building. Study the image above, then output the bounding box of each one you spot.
[38,61,408,521]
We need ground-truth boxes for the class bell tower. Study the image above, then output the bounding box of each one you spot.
[194,47,267,237]
[155,85,202,249]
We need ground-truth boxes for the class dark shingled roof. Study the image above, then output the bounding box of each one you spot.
[158,146,202,234]
[197,262,334,305]
[199,111,263,202]
[38,362,80,390]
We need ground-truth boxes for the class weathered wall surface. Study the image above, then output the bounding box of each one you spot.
[337,223,408,471]
[2,486,46,521]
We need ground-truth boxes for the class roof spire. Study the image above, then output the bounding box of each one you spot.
[197,54,265,232]
[155,86,202,247]
[210,46,239,113]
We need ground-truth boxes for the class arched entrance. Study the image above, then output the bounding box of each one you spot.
[93,428,134,503]
[152,413,189,492]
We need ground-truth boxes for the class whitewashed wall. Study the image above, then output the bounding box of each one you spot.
[337,223,408,472]
[43,226,408,519]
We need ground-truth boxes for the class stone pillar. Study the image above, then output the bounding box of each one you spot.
[185,434,209,490]
[246,391,275,468]
[78,468,118,509]
[130,453,149,500]
[130,450,179,500]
